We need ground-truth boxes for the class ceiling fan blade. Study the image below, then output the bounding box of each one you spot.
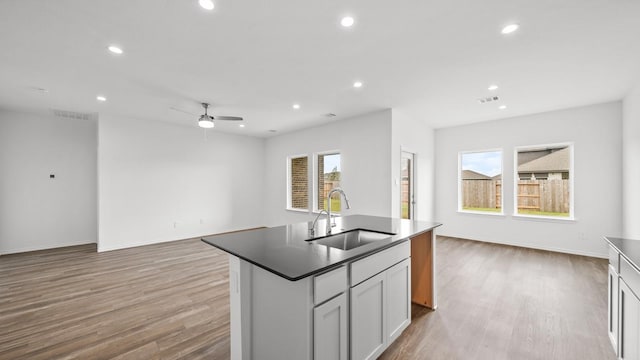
[169,106,197,116]
[213,116,243,121]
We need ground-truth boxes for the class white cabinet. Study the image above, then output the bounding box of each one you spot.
[386,258,411,344]
[351,271,387,360]
[227,241,414,360]
[619,254,640,360]
[609,264,619,354]
[350,252,411,360]
[314,292,348,360]
[619,279,640,360]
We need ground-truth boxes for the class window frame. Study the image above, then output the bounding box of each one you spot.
[286,154,310,212]
[513,142,574,221]
[313,150,342,214]
[458,148,504,216]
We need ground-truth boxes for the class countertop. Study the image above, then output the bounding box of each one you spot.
[605,236,640,270]
[202,215,442,281]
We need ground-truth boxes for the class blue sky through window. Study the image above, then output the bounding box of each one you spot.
[324,153,341,173]
[461,151,501,177]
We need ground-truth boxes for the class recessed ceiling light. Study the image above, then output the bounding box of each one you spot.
[107,45,123,55]
[199,0,214,10]
[293,104,300,110]
[341,16,355,27]
[488,85,499,91]
[239,124,245,128]
[499,105,507,110]
[96,95,107,102]
[353,81,363,88]
[501,24,519,34]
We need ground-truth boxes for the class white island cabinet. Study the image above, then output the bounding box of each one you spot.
[314,292,348,360]
[203,216,441,360]
[228,241,412,360]
[351,242,411,360]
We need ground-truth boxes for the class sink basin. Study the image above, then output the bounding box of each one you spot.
[309,229,394,251]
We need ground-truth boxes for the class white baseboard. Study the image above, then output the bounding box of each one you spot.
[1,241,95,255]
[438,233,608,259]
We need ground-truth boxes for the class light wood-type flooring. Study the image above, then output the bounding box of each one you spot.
[0,236,616,359]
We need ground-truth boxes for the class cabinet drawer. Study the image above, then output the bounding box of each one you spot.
[351,241,410,286]
[609,244,620,273]
[315,265,347,305]
[621,256,640,298]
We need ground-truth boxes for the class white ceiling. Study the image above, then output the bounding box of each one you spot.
[1,0,639,137]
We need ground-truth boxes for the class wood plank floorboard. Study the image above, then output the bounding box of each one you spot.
[0,236,615,359]
[380,236,615,360]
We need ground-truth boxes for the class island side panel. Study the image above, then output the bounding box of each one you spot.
[410,230,437,309]
[250,263,314,360]
[229,255,253,360]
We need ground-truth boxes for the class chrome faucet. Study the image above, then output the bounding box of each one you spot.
[309,209,328,237]
[326,188,351,235]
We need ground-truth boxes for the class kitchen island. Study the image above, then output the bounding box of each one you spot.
[202,215,441,360]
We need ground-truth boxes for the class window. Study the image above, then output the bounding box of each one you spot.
[459,150,503,213]
[287,155,308,210]
[515,144,573,218]
[316,152,341,213]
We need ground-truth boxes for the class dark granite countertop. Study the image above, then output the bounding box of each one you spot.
[202,215,441,281]
[605,236,640,270]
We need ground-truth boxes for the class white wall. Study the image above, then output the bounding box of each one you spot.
[98,114,265,251]
[623,84,640,239]
[435,102,622,257]
[391,109,436,221]
[0,110,97,254]
[263,110,393,227]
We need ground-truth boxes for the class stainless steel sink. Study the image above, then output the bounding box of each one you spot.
[309,229,394,251]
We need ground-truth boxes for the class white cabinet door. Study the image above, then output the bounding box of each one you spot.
[386,258,411,345]
[620,280,640,360]
[314,293,348,360]
[351,271,386,360]
[608,264,619,354]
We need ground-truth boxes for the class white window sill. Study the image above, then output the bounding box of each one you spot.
[286,208,309,214]
[512,214,576,223]
[312,210,341,216]
[457,210,505,217]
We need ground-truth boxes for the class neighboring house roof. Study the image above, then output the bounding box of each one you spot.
[461,169,492,180]
[518,147,570,173]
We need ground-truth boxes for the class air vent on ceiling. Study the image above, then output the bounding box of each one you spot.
[51,109,93,121]
[324,113,337,117]
[477,96,500,104]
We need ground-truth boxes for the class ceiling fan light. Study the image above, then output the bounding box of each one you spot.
[199,0,214,10]
[198,116,214,128]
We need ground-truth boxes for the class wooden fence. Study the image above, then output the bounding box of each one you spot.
[462,179,569,213]
[322,181,340,198]
[461,180,501,209]
[517,179,569,213]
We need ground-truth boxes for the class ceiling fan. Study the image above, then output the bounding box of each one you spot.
[196,102,243,128]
